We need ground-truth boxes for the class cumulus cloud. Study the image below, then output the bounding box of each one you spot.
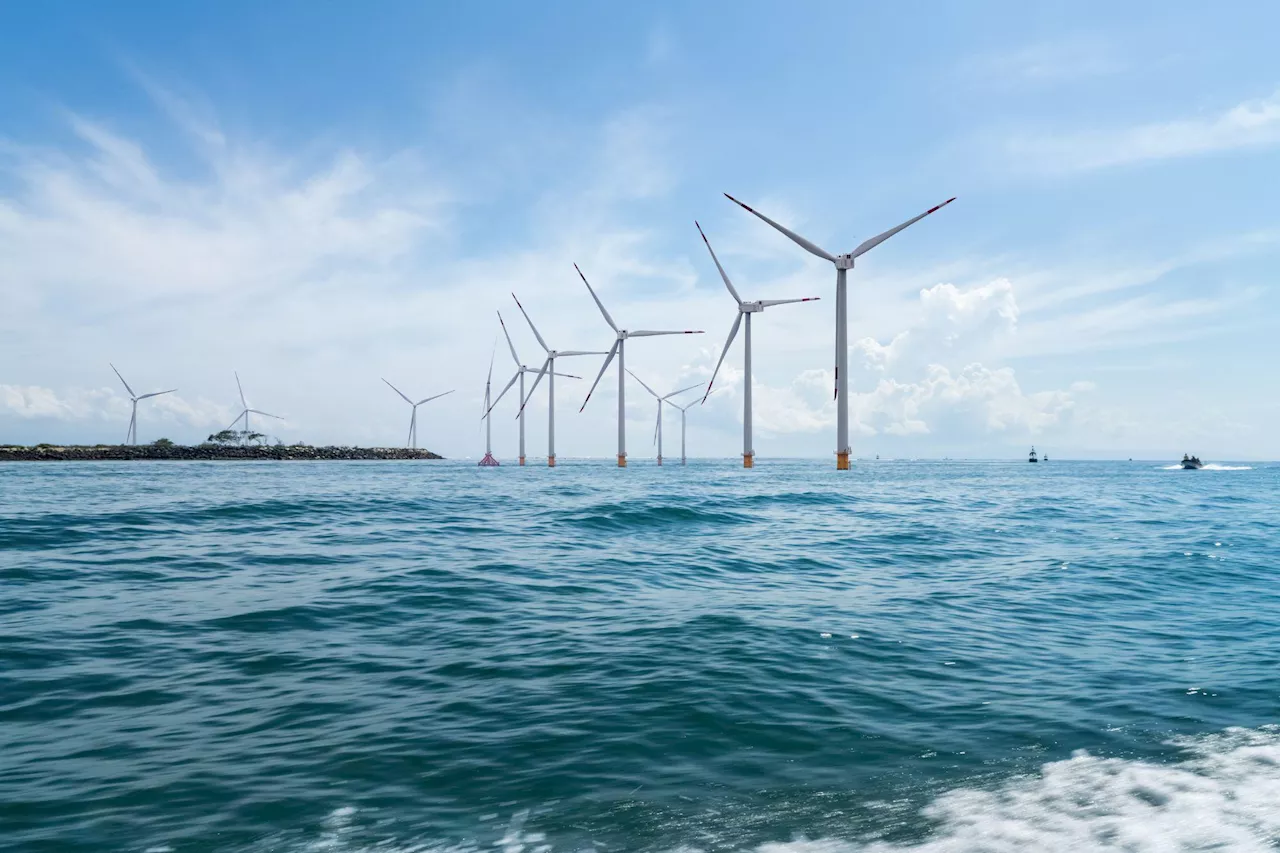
[0,385,230,430]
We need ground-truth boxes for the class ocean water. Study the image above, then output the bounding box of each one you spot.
[2,459,1279,852]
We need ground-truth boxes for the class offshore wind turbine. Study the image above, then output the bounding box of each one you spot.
[511,293,604,467]
[671,398,698,466]
[479,344,500,466]
[486,310,580,466]
[696,222,820,469]
[227,372,283,443]
[110,364,176,445]
[576,264,703,467]
[626,369,701,466]
[724,193,954,470]
[382,379,453,450]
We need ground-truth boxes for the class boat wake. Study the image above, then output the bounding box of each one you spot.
[1159,463,1253,471]
[295,726,1280,853]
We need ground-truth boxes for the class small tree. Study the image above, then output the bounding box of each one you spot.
[206,430,239,445]
[152,438,175,449]
[245,431,266,446]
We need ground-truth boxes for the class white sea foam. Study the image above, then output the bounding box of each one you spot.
[757,726,1280,852]
[1159,464,1253,470]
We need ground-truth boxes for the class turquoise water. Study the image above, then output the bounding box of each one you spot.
[2,459,1279,852]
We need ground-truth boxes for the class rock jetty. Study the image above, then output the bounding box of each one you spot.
[0,444,444,461]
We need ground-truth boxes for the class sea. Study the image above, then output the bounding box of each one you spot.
[2,458,1278,852]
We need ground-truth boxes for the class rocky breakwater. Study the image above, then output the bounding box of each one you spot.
[0,444,444,461]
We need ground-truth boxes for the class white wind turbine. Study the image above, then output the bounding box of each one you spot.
[479,344,500,466]
[724,193,954,470]
[671,398,699,466]
[626,369,701,466]
[110,364,176,445]
[576,263,703,467]
[382,379,453,450]
[511,293,605,468]
[486,310,579,466]
[696,221,820,468]
[227,372,283,444]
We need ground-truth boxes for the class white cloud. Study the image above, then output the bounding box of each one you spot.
[1005,88,1280,173]
[966,37,1124,87]
[0,384,230,430]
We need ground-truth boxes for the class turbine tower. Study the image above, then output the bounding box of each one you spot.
[110,364,176,445]
[696,222,820,468]
[487,310,580,466]
[671,398,698,466]
[479,344,500,466]
[626,369,701,466]
[227,372,283,444]
[724,193,954,470]
[576,263,703,467]
[382,379,452,450]
[511,293,604,467]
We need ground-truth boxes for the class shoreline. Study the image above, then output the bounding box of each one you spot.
[0,445,443,462]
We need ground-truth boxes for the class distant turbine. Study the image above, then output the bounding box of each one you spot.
[724,193,954,470]
[671,398,699,466]
[479,343,500,466]
[576,264,703,467]
[382,379,453,450]
[486,310,579,466]
[511,293,605,468]
[696,222,820,469]
[227,372,283,444]
[626,369,701,466]
[110,363,176,445]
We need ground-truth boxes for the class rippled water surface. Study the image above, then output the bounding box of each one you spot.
[3,459,1279,852]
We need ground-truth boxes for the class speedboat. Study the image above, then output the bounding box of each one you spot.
[1181,454,1203,470]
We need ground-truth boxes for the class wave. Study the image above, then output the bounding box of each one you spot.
[292,726,1280,853]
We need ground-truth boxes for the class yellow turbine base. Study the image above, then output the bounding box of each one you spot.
[519,456,526,466]
[548,455,556,468]
[743,453,754,469]
[836,451,851,470]
[617,454,627,468]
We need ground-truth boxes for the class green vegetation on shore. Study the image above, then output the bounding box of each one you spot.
[0,441,443,461]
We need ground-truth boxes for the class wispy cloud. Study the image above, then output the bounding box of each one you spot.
[1004,88,1280,173]
[965,37,1124,88]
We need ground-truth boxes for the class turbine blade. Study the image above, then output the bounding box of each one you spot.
[485,373,520,417]
[575,263,618,332]
[724,193,836,262]
[137,389,177,400]
[628,330,703,337]
[695,221,743,304]
[227,411,247,431]
[662,383,703,400]
[497,310,521,366]
[578,340,619,412]
[512,293,550,352]
[549,371,582,379]
[701,312,742,404]
[517,359,550,418]
[235,371,247,408]
[418,390,454,405]
[554,350,608,357]
[759,297,821,308]
[851,197,955,259]
[383,378,413,405]
[625,368,660,400]
[248,409,284,420]
[109,363,136,398]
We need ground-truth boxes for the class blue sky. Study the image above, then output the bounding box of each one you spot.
[1,1,1277,459]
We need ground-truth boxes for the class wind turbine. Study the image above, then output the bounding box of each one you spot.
[724,193,954,470]
[382,379,453,450]
[696,222,820,468]
[626,369,701,466]
[671,398,699,466]
[110,364,176,445]
[227,372,283,444]
[576,264,703,467]
[479,344,500,466]
[486,310,580,466]
[511,293,605,467]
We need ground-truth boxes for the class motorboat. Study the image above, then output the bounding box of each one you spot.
[1181,454,1203,470]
